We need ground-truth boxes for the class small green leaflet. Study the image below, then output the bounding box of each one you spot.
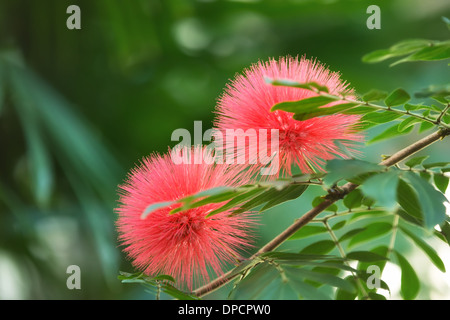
[362,38,450,66]
[142,179,311,219]
[361,89,388,102]
[118,272,199,300]
[384,88,411,107]
[360,171,399,210]
[265,78,329,93]
[399,226,446,272]
[402,171,448,229]
[404,155,429,168]
[346,251,389,262]
[362,39,432,63]
[391,41,450,66]
[368,122,414,145]
[324,159,383,187]
[394,251,420,300]
[434,174,449,193]
[347,222,392,248]
[299,240,335,255]
[141,201,175,219]
[343,189,363,210]
[288,225,328,240]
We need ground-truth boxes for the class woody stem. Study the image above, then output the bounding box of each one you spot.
[193,127,450,298]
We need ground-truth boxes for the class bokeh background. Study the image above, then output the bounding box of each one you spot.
[0,0,449,299]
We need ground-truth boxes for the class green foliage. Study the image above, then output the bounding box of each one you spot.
[118,272,199,300]
[362,39,450,66]
[142,177,314,218]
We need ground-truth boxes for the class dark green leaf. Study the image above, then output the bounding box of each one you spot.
[299,240,336,255]
[399,226,446,272]
[288,225,328,240]
[266,78,329,93]
[397,179,424,225]
[343,189,363,210]
[398,117,422,132]
[271,96,338,113]
[152,274,176,282]
[335,276,358,300]
[163,284,200,300]
[348,222,392,248]
[434,174,449,193]
[392,42,450,66]
[229,262,279,300]
[207,187,265,217]
[293,102,360,121]
[404,155,429,168]
[368,292,387,300]
[348,210,387,222]
[384,88,411,107]
[324,159,383,187]
[403,171,448,229]
[440,221,450,245]
[423,162,450,169]
[362,111,403,123]
[288,268,355,292]
[332,220,346,230]
[360,171,399,210]
[261,184,308,211]
[404,103,424,111]
[339,228,366,242]
[394,251,420,300]
[262,252,341,262]
[418,121,435,133]
[368,122,413,144]
[346,251,389,262]
[231,184,307,215]
[362,48,393,63]
[361,89,388,102]
[362,39,432,64]
[312,196,338,212]
[357,246,389,275]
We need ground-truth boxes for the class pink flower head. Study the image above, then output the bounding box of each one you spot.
[116,146,255,291]
[214,55,363,177]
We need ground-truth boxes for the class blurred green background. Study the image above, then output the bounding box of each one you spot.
[0,0,449,299]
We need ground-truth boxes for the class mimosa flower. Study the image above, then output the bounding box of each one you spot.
[116,146,255,290]
[214,55,363,177]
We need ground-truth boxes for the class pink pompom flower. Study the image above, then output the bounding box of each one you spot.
[214,55,363,177]
[116,146,255,291]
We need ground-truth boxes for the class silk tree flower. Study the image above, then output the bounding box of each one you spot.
[213,55,363,177]
[116,146,255,290]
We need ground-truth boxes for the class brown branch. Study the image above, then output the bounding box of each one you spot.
[193,128,450,298]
